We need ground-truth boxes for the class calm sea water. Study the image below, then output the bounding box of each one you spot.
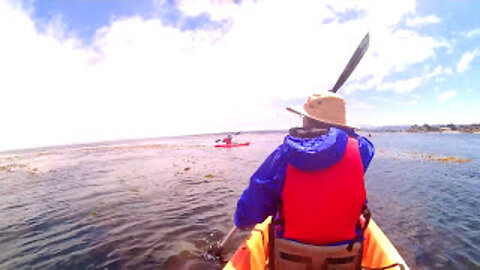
[0,131,479,269]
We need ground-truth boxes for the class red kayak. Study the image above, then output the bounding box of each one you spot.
[214,142,250,148]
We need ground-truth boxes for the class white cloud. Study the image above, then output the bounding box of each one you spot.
[378,76,423,93]
[171,0,242,21]
[464,28,480,38]
[406,15,440,27]
[371,96,418,106]
[437,89,456,103]
[404,99,419,106]
[457,51,477,72]
[372,64,452,94]
[426,65,442,79]
[425,65,452,80]
[347,100,374,110]
[444,67,453,75]
[0,0,449,151]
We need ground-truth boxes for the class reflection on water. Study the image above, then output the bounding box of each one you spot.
[0,132,479,269]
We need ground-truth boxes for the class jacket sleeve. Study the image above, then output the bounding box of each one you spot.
[357,136,375,173]
[234,145,288,230]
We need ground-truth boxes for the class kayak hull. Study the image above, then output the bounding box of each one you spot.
[215,142,250,148]
[223,217,409,270]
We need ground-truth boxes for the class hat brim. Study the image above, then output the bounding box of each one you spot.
[286,106,358,130]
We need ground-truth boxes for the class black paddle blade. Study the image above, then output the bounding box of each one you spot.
[331,33,370,93]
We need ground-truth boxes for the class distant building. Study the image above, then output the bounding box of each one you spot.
[440,127,452,132]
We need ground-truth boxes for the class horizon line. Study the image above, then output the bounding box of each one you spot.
[2,122,479,154]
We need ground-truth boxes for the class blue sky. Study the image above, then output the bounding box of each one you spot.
[26,0,231,42]
[1,0,479,151]
[28,0,155,42]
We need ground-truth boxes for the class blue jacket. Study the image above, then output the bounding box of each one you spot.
[234,128,374,230]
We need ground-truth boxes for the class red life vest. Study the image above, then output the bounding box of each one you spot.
[281,137,366,245]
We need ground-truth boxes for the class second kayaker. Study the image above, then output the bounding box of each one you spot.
[222,134,233,145]
[233,91,374,269]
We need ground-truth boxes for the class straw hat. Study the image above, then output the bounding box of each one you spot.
[286,91,356,129]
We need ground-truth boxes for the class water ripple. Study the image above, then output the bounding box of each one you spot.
[1,132,479,269]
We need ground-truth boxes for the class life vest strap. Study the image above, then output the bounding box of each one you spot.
[274,202,371,251]
[347,204,371,251]
[361,263,405,270]
[269,203,370,270]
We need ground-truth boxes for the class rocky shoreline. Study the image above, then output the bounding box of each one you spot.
[407,123,480,133]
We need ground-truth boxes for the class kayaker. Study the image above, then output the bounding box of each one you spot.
[233,91,374,269]
[222,134,233,145]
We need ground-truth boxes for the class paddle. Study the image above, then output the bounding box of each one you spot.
[209,226,238,257]
[214,132,241,143]
[330,33,370,93]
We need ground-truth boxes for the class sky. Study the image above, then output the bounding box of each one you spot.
[1,0,479,151]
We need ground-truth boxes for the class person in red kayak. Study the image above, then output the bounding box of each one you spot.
[222,134,233,145]
[233,91,374,269]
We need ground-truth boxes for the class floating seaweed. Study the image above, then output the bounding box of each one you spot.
[426,155,471,163]
[0,163,27,172]
[376,150,471,163]
[129,187,140,193]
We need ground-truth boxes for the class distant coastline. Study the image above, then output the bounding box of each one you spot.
[363,123,480,133]
[407,123,480,133]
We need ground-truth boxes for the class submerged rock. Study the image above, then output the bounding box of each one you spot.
[162,251,220,270]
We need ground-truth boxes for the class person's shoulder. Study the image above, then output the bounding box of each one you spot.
[357,135,374,147]
[351,133,374,172]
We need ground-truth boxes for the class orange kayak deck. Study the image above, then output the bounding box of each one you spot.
[223,217,409,270]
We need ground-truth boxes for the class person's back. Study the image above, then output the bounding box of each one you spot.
[233,92,374,269]
[281,128,366,245]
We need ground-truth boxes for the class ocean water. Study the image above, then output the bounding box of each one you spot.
[0,131,479,269]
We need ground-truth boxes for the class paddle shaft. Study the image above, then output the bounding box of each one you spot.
[215,132,240,143]
[218,226,237,250]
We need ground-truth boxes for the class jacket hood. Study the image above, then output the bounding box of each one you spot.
[283,127,348,171]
